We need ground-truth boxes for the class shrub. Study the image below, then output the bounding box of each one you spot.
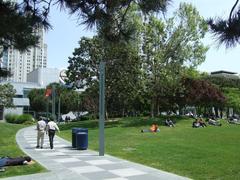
[5,114,18,123]
[15,114,33,124]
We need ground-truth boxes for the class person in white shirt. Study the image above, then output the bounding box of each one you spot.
[36,117,47,149]
[46,118,60,149]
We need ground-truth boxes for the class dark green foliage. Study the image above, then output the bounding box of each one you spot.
[0,0,50,51]
[15,114,33,124]
[28,83,81,115]
[28,89,48,113]
[0,68,11,78]
[67,34,143,117]
[204,75,240,88]
[5,114,18,124]
[5,114,33,124]
[208,0,240,48]
[10,0,171,42]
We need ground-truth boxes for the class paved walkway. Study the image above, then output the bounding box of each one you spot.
[3,126,189,180]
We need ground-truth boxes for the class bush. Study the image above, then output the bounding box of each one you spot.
[5,114,18,123]
[15,114,33,124]
[5,114,34,124]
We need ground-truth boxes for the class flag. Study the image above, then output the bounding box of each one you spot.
[45,88,52,97]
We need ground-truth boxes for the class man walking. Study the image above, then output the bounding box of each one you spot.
[46,118,60,149]
[36,117,47,149]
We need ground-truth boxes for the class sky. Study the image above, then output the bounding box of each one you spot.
[46,0,240,73]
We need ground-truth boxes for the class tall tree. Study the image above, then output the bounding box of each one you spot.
[67,35,143,117]
[141,3,208,116]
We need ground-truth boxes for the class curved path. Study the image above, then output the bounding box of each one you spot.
[3,126,189,180]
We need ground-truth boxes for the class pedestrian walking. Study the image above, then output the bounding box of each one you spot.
[36,117,47,148]
[46,118,60,149]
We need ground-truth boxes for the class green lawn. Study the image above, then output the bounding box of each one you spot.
[0,123,46,178]
[59,117,240,180]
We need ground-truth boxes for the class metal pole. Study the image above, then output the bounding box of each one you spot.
[47,97,49,118]
[52,85,56,121]
[99,62,105,156]
[58,97,61,123]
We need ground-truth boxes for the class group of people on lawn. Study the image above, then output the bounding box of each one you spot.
[192,118,222,128]
[141,118,175,133]
[141,113,239,132]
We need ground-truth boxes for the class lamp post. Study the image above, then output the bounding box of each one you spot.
[51,84,56,121]
[99,61,105,156]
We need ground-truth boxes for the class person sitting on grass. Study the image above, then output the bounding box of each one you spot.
[192,119,201,128]
[141,123,160,133]
[199,118,207,127]
[0,156,33,171]
[165,119,175,127]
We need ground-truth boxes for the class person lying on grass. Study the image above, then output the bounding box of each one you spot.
[208,118,222,126]
[228,116,240,125]
[0,156,34,170]
[141,123,160,133]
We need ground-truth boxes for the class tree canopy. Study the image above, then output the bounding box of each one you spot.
[66,3,210,117]
[0,0,171,47]
[0,0,50,51]
[0,83,16,108]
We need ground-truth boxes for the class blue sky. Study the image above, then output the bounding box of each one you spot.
[46,0,240,73]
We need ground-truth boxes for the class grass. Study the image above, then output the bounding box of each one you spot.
[59,116,240,180]
[0,123,46,178]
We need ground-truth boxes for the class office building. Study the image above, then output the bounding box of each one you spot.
[0,68,60,120]
[2,27,47,82]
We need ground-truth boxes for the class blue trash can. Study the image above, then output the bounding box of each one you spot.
[72,128,88,148]
[76,132,88,150]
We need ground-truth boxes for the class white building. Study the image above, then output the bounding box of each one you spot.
[27,68,60,87]
[2,27,47,82]
[0,68,60,120]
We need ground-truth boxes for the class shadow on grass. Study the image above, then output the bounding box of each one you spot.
[59,120,120,130]
[59,116,191,130]
[121,116,191,127]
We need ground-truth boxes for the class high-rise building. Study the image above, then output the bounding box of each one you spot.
[2,27,47,82]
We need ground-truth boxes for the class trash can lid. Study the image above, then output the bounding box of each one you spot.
[77,132,87,134]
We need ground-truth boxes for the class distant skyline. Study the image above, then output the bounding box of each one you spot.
[46,0,240,73]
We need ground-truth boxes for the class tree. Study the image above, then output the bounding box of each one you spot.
[28,89,48,113]
[1,0,171,43]
[223,87,240,115]
[208,0,240,48]
[141,3,208,116]
[67,34,144,117]
[0,0,50,51]
[28,84,80,115]
[0,83,16,108]
[182,78,225,109]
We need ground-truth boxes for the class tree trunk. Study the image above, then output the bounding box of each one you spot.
[151,102,154,118]
[105,111,108,121]
[157,101,160,116]
[214,107,219,118]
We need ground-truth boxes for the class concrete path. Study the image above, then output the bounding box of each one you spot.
[3,126,190,180]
